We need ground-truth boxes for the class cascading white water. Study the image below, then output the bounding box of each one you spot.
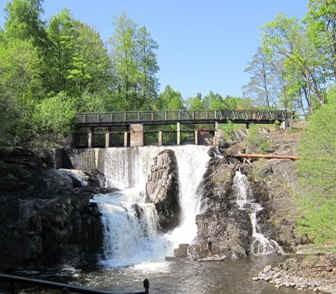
[233,171,284,256]
[91,145,210,267]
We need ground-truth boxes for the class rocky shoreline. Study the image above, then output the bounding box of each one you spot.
[254,254,336,293]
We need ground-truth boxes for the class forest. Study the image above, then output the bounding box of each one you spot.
[0,0,335,245]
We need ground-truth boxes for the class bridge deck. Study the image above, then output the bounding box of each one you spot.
[75,110,293,127]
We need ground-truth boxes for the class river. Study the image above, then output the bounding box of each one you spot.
[77,258,313,294]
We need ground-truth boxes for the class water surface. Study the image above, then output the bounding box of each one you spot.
[80,258,313,294]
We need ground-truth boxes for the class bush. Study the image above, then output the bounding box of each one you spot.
[296,89,336,245]
[245,125,271,153]
[33,92,76,138]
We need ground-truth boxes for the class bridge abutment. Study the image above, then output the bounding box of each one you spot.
[124,131,128,147]
[105,131,110,148]
[130,124,144,147]
[194,129,198,145]
[177,122,181,145]
[158,130,163,146]
[88,128,93,148]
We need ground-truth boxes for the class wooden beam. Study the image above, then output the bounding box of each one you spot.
[234,153,299,160]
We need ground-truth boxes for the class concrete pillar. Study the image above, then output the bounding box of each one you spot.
[158,130,163,146]
[130,124,144,147]
[88,128,93,148]
[194,129,198,145]
[177,122,181,145]
[124,131,128,147]
[214,121,219,145]
[105,131,110,148]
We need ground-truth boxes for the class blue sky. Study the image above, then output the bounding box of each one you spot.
[0,0,308,98]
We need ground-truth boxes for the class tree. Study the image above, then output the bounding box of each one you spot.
[0,86,20,145]
[306,0,336,80]
[0,39,44,144]
[46,10,111,99]
[243,47,280,107]
[157,85,184,110]
[186,93,204,111]
[32,91,76,138]
[203,91,224,110]
[136,26,159,108]
[262,14,327,113]
[109,14,139,110]
[109,15,159,110]
[4,0,48,48]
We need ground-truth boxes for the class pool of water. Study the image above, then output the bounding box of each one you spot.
[77,257,313,294]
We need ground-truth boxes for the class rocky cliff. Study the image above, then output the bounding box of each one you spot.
[0,148,105,270]
[190,126,307,260]
[190,147,252,259]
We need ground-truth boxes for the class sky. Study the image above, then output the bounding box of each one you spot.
[0,0,308,98]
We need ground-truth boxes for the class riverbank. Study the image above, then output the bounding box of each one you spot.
[255,253,336,293]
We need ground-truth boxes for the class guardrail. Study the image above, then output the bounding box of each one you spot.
[75,110,293,125]
[0,273,149,294]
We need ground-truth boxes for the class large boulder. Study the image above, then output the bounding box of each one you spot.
[146,150,180,232]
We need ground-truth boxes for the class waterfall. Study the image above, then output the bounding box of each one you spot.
[91,145,210,267]
[233,171,284,256]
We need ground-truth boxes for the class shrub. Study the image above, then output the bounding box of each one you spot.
[296,88,336,245]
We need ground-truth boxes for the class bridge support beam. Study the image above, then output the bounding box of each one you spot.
[88,128,93,148]
[105,131,110,148]
[194,129,198,145]
[158,130,163,146]
[130,124,144,147]
[213,121,219,145]
[177,122,181,145]
[124,131,128,147]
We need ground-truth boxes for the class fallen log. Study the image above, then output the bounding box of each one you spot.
[234,153,299,161]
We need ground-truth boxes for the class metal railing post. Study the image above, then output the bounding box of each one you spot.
[143,279,149,294]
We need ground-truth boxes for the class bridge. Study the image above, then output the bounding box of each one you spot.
[73,109,293,148]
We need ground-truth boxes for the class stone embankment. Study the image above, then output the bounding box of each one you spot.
[0,147,107,270]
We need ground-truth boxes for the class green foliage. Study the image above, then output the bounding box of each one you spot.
[33,92,76,136]
[297,92,336,244]
[245,125,272,153]
[4,0,48,49]
[219,121,240,140]
[109,14,159,110]
[157,85,184,110]
[186,93,204,111]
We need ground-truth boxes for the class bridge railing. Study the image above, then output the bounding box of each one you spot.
[76,110,293,125]
[0,273,149,294]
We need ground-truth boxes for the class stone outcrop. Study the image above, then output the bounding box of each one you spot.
[145,150,180,232]
[250,158,309,251]
[190,146,252,259]
[0,147,104,270]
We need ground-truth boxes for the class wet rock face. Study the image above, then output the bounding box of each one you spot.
[0,147,104,270]
[190,147,251,259]
[146,150,180,232]
[251,159,309,251]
